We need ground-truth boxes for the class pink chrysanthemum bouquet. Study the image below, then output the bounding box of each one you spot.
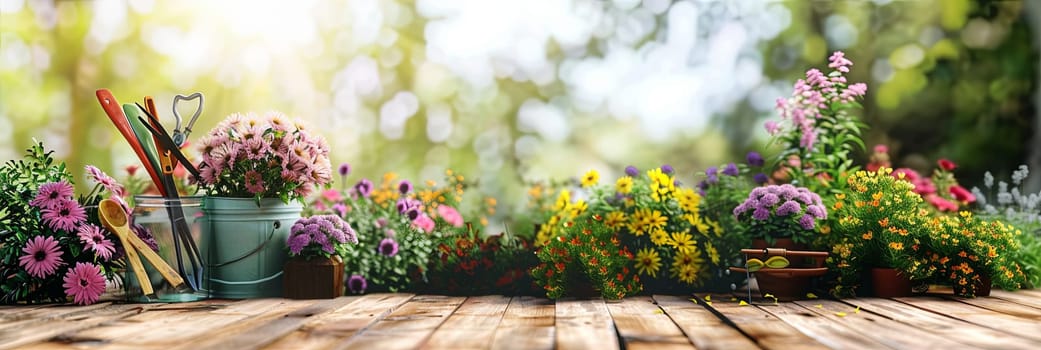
[196,112,333,203]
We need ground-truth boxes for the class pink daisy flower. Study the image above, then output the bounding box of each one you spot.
[62,262,106,305]
[41,198,86,232]
[30,181,74,209]
[85,165,126,197]
[19,236,64,278]
[244,170,266,194]
[77,224,116,261]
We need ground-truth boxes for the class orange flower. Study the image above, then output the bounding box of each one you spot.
[833,202,844,210]
[878,218,889,227]
[888,242,904,250]
[958,251,968,258]
[555,262,566,272]
[862,231,873,240]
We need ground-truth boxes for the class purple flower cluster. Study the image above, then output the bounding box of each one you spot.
[197,111,332,199]
[746,152,765,167]
[767,51,868,150]
[354,178,374,198]
[733,184,827,231]
[287,215,358,257]
[396,198,423,220]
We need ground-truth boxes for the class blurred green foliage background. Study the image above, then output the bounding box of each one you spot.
[1,0,1038,221]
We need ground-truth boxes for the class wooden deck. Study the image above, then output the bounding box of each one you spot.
[3,290,1041,349]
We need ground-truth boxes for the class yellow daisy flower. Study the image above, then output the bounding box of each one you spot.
[554,189,571,211]
[629,208,667,236]
[635,248,662,277]
[650,229,670,246]
[669,231,696,255]
[604,211,626,229]
[581,169,599,188]
[616,176,634,194]
[705,242,720,265]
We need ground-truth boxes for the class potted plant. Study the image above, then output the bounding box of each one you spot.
[824,168,935,297]
[732,184,828,299]
[923,212,1026,297]
[531,217,642,300]
[0,142,136,305]
[283,214,358,299]
[195,111,333,298]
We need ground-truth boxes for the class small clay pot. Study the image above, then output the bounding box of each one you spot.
[871,268,912,298]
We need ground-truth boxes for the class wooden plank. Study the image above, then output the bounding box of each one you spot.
[262,293,413,350]
[183,297,360,350]
[794,299,967,349]
[945,295,1041,319]
[990,289,1041,310]
[696,294,828,350]
[652,295,759,350]
[842,297,1039,350]
[1013,288,1041,298]
[334,295,465,350]
[422,295,511,349]
[896,296,1041,342]
[605,297,692,349]
[756,301,891,349]
[0,303,159,349]
[489,296,555,350]
[554,298,619,350]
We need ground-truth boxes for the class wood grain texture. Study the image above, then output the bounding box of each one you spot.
[756,301,891,349]
[794,299,968,349]
[842,297,1039,350]
[554,298,619,350]
[334,295,465,350]
[990,289,1041,310]
[605,296,692,349]
[489,296,555,350]
[422,295,511,350]
[696,294,829,350]
[262,293,412,350]
[652,295,759,350]
[182,297,359,350]
[896,296,1041,342]
[945,295,1041,318]
[0,303,159,349]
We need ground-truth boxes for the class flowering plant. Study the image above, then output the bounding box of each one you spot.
[196,111,332,203]
[286,214,358,260]
[765,51,868,193]
[697,152,769,243]
[0,143,140,305]
[422,225,538,295]
[971,165,1041,287]
[732,184,827,245]
[888,158,976,213]
[534,166,740,293]
[822,168,934,297]
[922,212,1026,297]
[531,217,641,299]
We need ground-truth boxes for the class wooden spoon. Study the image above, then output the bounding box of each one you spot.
[98,199,186,296]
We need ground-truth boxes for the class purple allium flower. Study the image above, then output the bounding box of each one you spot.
[746,152,764,167]
[62,262,105,305]
[776,200,802,216]
[806,205,827,220]
[625,165,639,177]
[751,208,770,221]
[354,179,373,198]
[338,163,351,177]
[347,274,367,294]
[31,181,74,210]
[759,193,780,207]
[754,173,769,184]
[379,238,399,257]
[41,198,86,232]
[661,164,674,175]
[798,214,816,230]
[722,163,739,176]
[19,236,64,278]
[706,174,718,185]
[398,180,413,194]
[706,166,718,177]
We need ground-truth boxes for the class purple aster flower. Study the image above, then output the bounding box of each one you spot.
[697,181,708,191]
[624,165,639,177]
[661,164,674,175]
[806,205,827,220]
[347,275,367,294]
[30,181,74,209]
[751,207,770,221]
[776,200,802,216]
[759,193,780,207]
[706,174,719,185]
[746,152,764,167]
[41,198,86,232]
[722,163,739,176]
[750,187,768,197]
[705,166,718,177]
[379,238,399,257]
[795,192,813,205]
[395,198,409,214]
[338,163,351,177]
[406,208,420,221]
[798,214,816,230]
[354,179,373,198]
[19,235,64,278]
[287,234,310,255]
[753,173,769,185]
[398,180,413,194]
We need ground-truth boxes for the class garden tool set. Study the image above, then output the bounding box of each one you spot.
[95,89,206,295]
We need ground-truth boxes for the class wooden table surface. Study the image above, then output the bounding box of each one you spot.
[3,289,1041,349]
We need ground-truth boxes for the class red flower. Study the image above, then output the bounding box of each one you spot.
[926,194,958,212]
[949,185,976,203]
[937,158,957,171]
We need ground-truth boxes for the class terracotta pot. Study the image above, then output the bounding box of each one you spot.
[731,248,829,301]
[954,273,992,297]
[755,274,813,301]
[283,256,345,299]
[871,268,912,298]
